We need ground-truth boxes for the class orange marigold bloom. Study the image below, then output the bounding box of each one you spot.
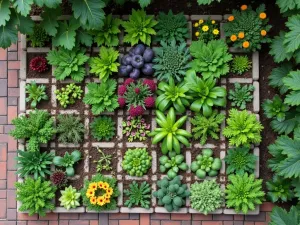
[241,5,247,10]
[259,12,267,19]
[261,30,267,36]
[230,35,237,42]
[238,32,245,39]
[228,15,235,22]
[243,41,250,48]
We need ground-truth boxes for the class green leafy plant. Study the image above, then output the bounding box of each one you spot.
[224,147,257,175]
[266,175,294,203]
[149,107,192,154]
[89,47,120,82]
[276,0,300,14]
[122,148,152,177]
[122,116,151,142]
[191,149,222,179]
[231,56,252,75]
[90,116,116,141]
[53,150,81,177]
[153,176,190,212]
[269,206,300,225]
[262,95,290,122]
[154,11,189,43]
[55,83,83,108]
[27,23,49,47]
[197,0,222,5]
[47,48,89,82]
[159,152,188,179]
[16,150,54,180]
[268,63,292,95]
[225,173,265,213]
[228,83,254,110]
[153,40,191,83]
[190,180,223,215]
[50,170,68,188]
[122,9,157,46]
[25,81,48,108]
[194,17,220,43]
[190,40,232,79]
[191,111,225,145]
[155,78,192,113]
[56,114,85,144]
[106,0,152,8]
[184,70,227,116]
[59,185,81,210]
[282,70,300,106]
[94,14,122,47]
[15,177,56,217]
[10,110,56,152]
[282,15,300,56]
[93,147,113,173]
[224,4,272,52]
[83,80,119,115]
[124,181,151,209]
[223,109,263,147]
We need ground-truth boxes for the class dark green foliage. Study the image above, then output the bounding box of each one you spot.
[231,56,252,75]
[228,83,254,110]
[268,63,292,95]
[15,177,57,217]
[55,83,83,108]
[16,150,54,180]
[25,81,49,108]
[155,11,189,43]
[56,114,85,144]
[197,0,221,5]
[124,80,152,108]
[9,110,56,152]
[191,111,225,145]
[159,152,188,179]
[224,147,257,175]
[269,206,300,225]
[276,0,300,14]
[153,176,190,212]
[282,70,300,106]
[124,181,151,209]
[53,150,81,177]
[262,95,290,122]
[27,23,49,47]
[90,116,116,141]
[266,175,294,203]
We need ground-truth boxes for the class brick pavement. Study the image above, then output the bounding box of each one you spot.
[0,38,274,225]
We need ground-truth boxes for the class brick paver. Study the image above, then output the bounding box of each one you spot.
[0,39,274,224]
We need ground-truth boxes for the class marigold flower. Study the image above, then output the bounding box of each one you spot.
[238,32,245,39]
[230,34,237,42]
[194,22,199,27]
[211,20,216,24]
[199,19,204,24]
[241,5,247,10]
[243,41,250,48]
[195,31,200,37]
[228,15,235,22]
[202,25,209,32]
[86,189,95,198]
[213,29,219,35]
[90,197,97,205]
[261,30,267,36]
[259,12,267,19]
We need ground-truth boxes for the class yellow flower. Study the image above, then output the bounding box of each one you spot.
[90,197,97,205]
[97,196,106,206]
[106,187,114,196]
[238,32,245,39]
[105,197,111,204]
[202,25,209,32]
[98,181,104,189]
[102,182,109,190]
[241,5,247,11]
[211,20,216,24]
[195,32,200,37]
[228,15,234,22]
[89,182,98,191]
[199,19,204,24]
[194,22,199,27]
[259,12,267,19]
[213,29,219,35]
[86,189,95,198]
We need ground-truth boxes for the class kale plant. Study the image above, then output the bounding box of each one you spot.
[25,81,48,108]
[124,181,151,209]
[262,95,290,122]
[90,116,116,141]
[228,83,254,110]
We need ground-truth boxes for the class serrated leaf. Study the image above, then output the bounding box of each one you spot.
[40,7,61,36]
[13,0,34,16]
[270,206,300,225]
[12,11,34,35]
[139,0,151,7]
[0,19,18,49]
[276,0,300,13]
[284,15,300,53]
[0,0,10,27]
[76,29,93,46]
[269,63,293,95]
[34,0,61,8]
[269,32,293,63]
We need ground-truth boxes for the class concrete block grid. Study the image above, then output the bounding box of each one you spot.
[0,15,273,224]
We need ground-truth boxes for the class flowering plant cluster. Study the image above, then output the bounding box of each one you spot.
[118,78,156,117]
[122,116,151,142]
[194,18,220,43]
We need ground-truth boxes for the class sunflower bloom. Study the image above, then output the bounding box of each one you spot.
[238,32,245,39]
[228,15,234,22]
[105,197,111,203]
[213,29,219,35]
[89,182,98,191]
[106,187,114,196]
[259,12,267,19]
[98,181,104,189]
[90,197,97,205]
[102,182,109,190]
[86,189,95,198]
[241,5,247,10]
[202,25,209,32]
[261,30,267,36]
[230,35,237,42]
[97,196,106,206]
[243,41,250,48]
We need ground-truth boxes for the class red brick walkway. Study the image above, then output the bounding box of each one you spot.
[0,39,274,225]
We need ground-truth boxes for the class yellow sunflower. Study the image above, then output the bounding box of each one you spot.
[106,187,114,196]
[211,20,216,24]
[89,182,98,191]
[102,182,109,190]
[97,196,106,206]
[199,19,204,24]
[202,25,209,32]
[90,196,97,205]
[194,22,199,27]
[213,29,219,35]
[98,181,104,189]
[86,188,95,198]
[195,31,200,37]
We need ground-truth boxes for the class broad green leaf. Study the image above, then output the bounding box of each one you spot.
[34,0,61,8]
[269,32,293,63]
[40,7,61,36]
[284,15,300,53]
[270,206,300,225]
[13,0,34,16]
[139,0,151,7]
[12,11,34,35]
[269,63,293,95]
[76,29,93,46]
[0,19,18,49]
[276,0,300,13]
[0,0,10,27]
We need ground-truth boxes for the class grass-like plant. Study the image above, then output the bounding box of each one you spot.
[124,181,151,209]
[90,116,116,141]
[228,83,254,110]
[26,81,48,108]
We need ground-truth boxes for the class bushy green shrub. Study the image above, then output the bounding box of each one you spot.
[231,56,252,75]
[27,24,49,47]
[124,181,151,209]
[59,185,81,210]
[55,83,83,108]
[262,95,290,122]
[53,150,81,177]
[266,175,294,203]
[90,116,116,141]
[26,81,48,108]
[122,148,152,177]
[159,152,188,179]
[228,83,254,110]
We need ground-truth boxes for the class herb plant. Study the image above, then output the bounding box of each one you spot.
[122,116,151,142]
[10,110,56,152]
[159,152,188,179]
[153,176,190,212]
[231,56,252,75]
[262,95,290,122]
[191,111,225,145]
[122,148,152,177]
[16,150,54,180]
[90,116,116,141]
[269,206,300,225]
[124,181,151,209]
[266,175,294,203]
[83,80,119,115]
[197,0,222,5]
[149,108,192,154]
[29,56,48,73]
[223,109,263,147]
[55,83,83,108]
[155,11,189,43]
[184,70,227,116]
[190,180,223,215]
[56,114,85,144]
[59,186,81,210]
[194,17,220,43]
[156,78,192,113]
[224,147,257,175]
[15,178,56,217]
[153,41,191,83]
[93,148,113,173]
[122,9,157,46]
[190,40,232,79]
[25,81,49,108]
[47,48,89,82]
[89,47,120,82]
[225,173,265,213]
[228,83,254,110]
[27,24,49,47]
[191,149,222,179]
[53,150,82,177]
[50,170,68,188]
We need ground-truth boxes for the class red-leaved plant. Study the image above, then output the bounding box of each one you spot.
[29,56,48,73]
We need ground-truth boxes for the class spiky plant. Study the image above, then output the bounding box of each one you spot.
[228,83,254,110]
[124,181,151,209]
[50,170,68,188]
[231,56,252,75]
[59,186,81,210]
[25,81,49,108]
[90,116,116,141]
